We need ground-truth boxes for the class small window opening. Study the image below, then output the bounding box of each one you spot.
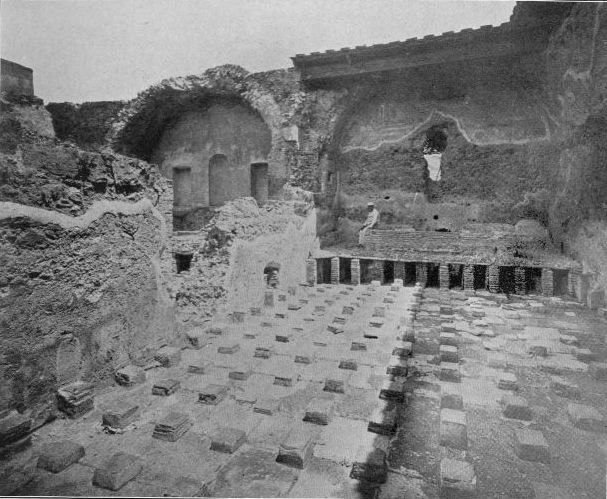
[175,252,193,273]
[423,127,448,181]
[264,261,281,288]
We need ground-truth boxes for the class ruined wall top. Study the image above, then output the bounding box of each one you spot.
[1,58,34,98]
[291,1,573,83]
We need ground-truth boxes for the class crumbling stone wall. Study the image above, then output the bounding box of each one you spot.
[46,101,125,150]
[0,99,174,425]
[170,188,318,325]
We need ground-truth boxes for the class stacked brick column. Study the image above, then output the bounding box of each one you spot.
[330,257,340,285]
[351,258,361,285]
[541,268,554,297]
[514,267,526,295]
[416,262,427,287]
[463,265,474,291]
[394,262,406,283]
[487,265,500,294]
[306,258,317,286]
[439,264,450,290]
[567,268,578,297]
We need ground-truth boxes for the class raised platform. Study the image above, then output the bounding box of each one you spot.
[319,228,577,270]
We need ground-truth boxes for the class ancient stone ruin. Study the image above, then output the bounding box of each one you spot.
[1,2,607,497]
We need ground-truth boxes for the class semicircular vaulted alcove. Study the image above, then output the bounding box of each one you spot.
[150,96,272,230]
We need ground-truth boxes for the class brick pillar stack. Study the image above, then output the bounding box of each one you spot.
[463,265,474,291]
[541,268,554,297]
[394,262,406,283]
[369,260,384,283]
[330,257,340,285]
[514,267,527,295]
[351,258,361,285]
[439,264,450,290]
[416,263,427,287]
[487,265,500,294]
[306,258,317,286]
[567,268,577,297]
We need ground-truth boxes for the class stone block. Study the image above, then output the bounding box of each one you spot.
[152,379,180,396]
[254,398,280,416]
[440,458,476,497]
[502,395,532,421]
[364,331,379,339]
[497,372,518,391]
[274,375,293,387]
[287,303,301,311]
[441,323,456,333]
[277,426,314,469]
[350,448,387,484]
[514,429,550,464]
[324,378,345,394]
[566,403,605,432]
[198,384,228,405]
[333,316,347,325]
[57,382,94,418]
[188,362,209,374]
[37,441,85,473]
[154,346,181,367]
[115,365,146,386]
[440,409,467,450]
[550,376,580,398]
[102,402,139,429]
[338,359,358,371]
[0,410,31,447]
[275,312,287,319]
[232,311,245,323]
[92,452,142,491]
[368,401,398,436]
[218,343,240,354]
[589,362,607,380]
[440,362,460,383]
[254,347,272,359]
[229,369,252,381]
[327,325,344,334]
[275,333,292,343]
[295,354,312,364]
[379,378,405,403]
[351,341,367,351]
[439,345,458,363]
[209,427,246,454]
[439,332,457,347]
[392,341,413,358]
[441,383,463,410]
[373,307,386,317]
[152,412,192,442]
[386,357,408,377]
[303,398,334,425]
[250,306,262,316]
[342,306,355,315]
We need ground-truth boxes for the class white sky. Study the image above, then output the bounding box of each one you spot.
[1,0,516,103]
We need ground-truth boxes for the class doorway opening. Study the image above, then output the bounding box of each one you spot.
[449,264,463,289]
[499,267,516,295]
[339,258,352,284]
[474,265,486,290]
[404,262,417,286]
[383,260,395,284]
[426,263,440,287]
[316,258,332,284]
[553,269,569,296]
[528,268,543,294]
